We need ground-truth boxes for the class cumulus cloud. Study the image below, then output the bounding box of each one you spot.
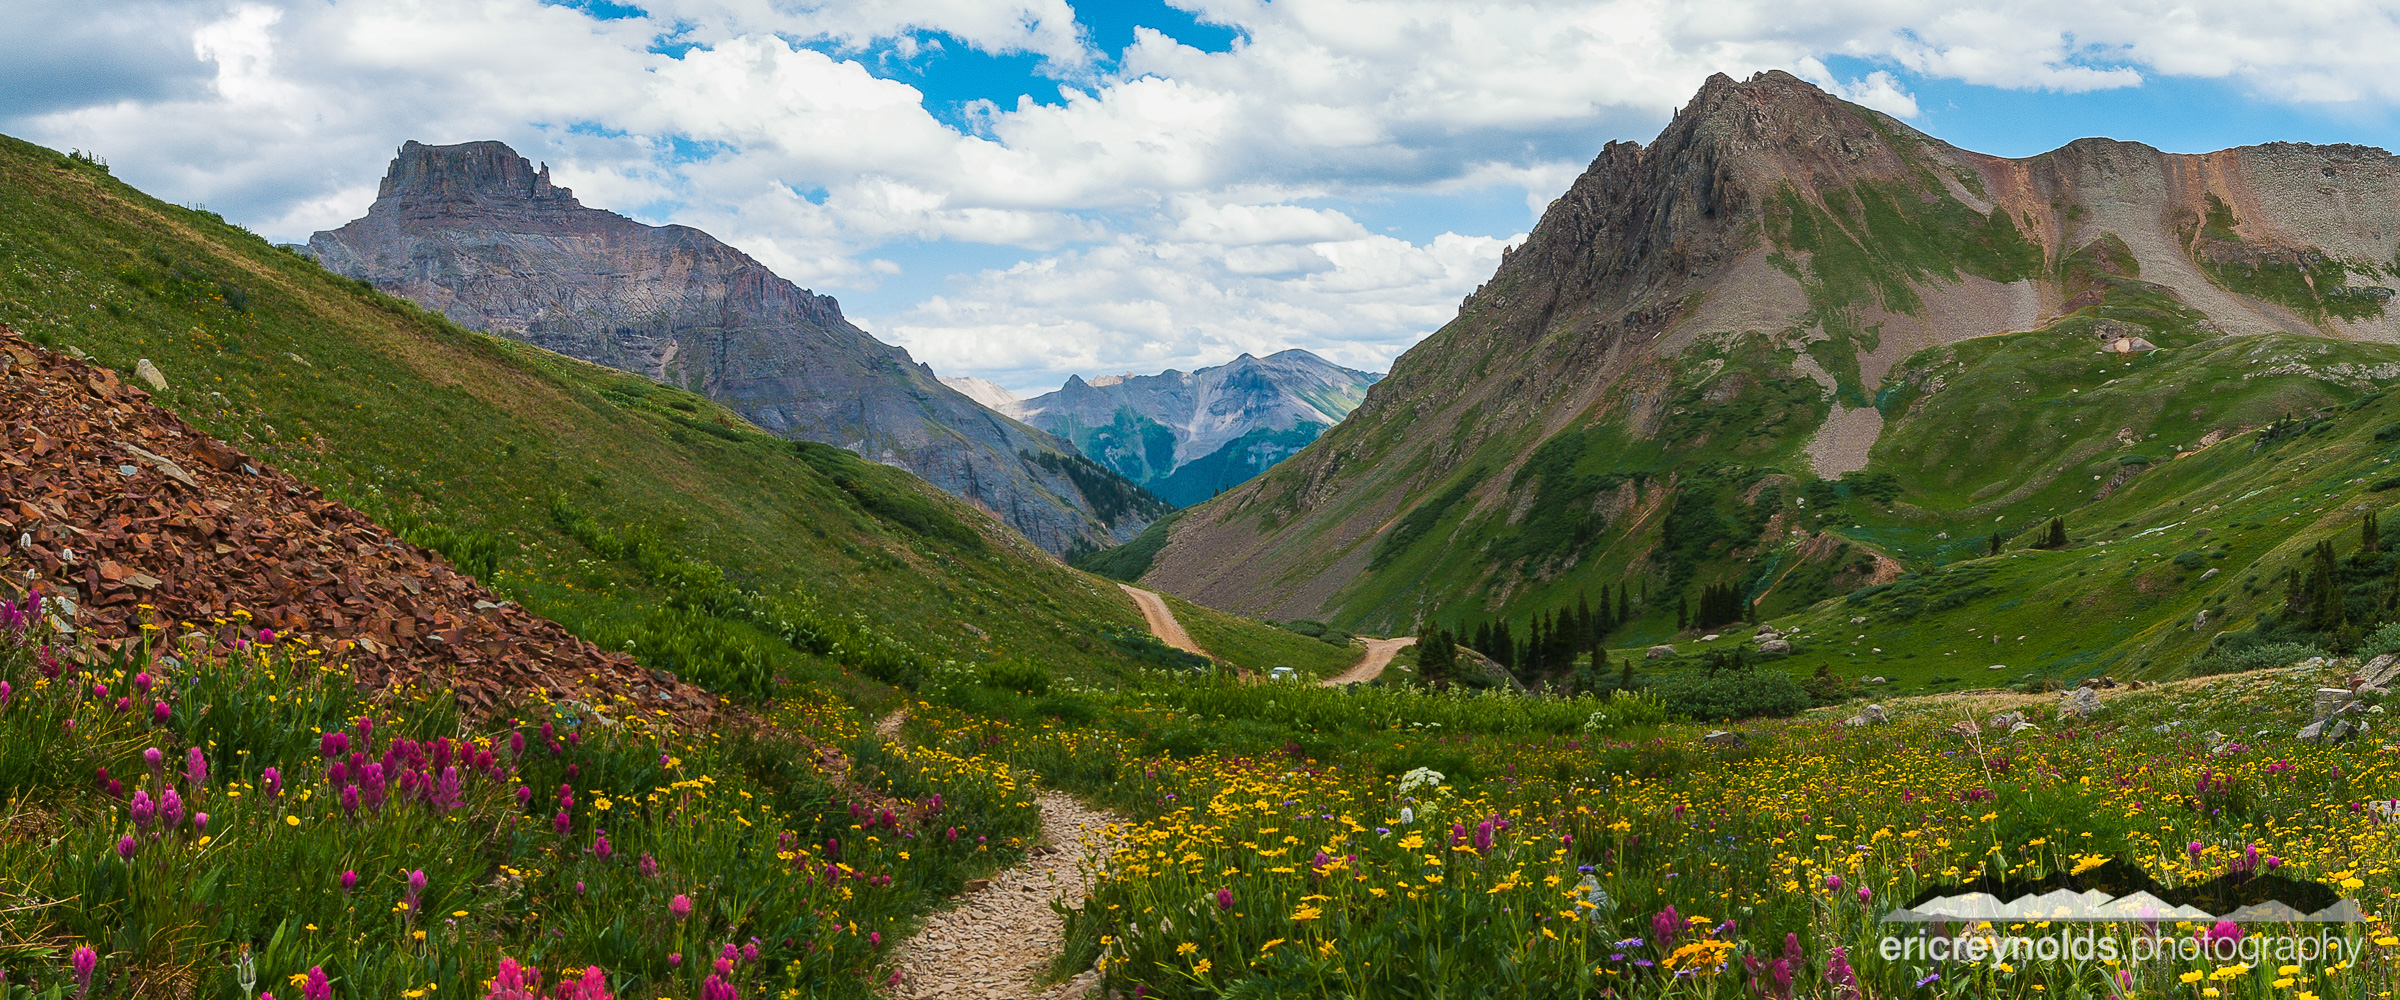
[8,0,2400,389]
[880,225,1519,394]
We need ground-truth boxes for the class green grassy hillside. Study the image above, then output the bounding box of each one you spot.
[1145,187,2400,687]
[0,135,1310,691]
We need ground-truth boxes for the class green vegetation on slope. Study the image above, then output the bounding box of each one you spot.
[0,134,1305,693]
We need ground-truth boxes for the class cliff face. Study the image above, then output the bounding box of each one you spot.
[1004,350,1379,506]
[1135,71,2400,634]
[311,141,1162,555]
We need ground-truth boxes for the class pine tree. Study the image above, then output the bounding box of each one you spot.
[2366,511,2382,556]
[1989,531,2003,557]
[1618,656,1634,691]
[2310,540,2343,632]
[1617,587,1630,626]
[2045,517,2068,549]
[1416,623,1455,689]
[1676,596,1689,630]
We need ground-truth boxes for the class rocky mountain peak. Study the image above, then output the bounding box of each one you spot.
[372,140,580,211]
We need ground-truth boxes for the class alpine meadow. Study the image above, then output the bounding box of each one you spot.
[14,30,2400,1000]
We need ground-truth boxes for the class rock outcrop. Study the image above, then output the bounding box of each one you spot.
[311,141,1161,555]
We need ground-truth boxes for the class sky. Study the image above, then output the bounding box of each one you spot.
[9,1,2400,396]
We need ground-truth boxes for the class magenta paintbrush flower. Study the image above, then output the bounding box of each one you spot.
[670,893,693,921]
[185,747,207,789]
[340,870,358,892]
[301,966,329,1000]
[261,766,281,798]
[72,945,96,998]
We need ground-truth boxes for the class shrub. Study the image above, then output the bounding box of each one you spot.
[1657,670,1810,721]
[2189,640,2329,676]
[977,659,1050,697]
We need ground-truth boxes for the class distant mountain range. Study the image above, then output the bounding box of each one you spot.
[309,140,1162,555]
[963,351,1378,507]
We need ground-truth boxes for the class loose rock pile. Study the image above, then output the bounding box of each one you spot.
[0,328,714,720]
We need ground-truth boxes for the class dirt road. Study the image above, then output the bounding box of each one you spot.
[1320,636,1416,686]
[1118,583,1206,657]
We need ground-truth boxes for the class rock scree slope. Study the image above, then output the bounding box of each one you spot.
[310,140,1163,556]
[0,327,713,719]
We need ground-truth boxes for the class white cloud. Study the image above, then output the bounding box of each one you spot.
[11,0,2400,389]
[878,226,1519,393]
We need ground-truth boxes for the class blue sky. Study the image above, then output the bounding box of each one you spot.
[9,0,2400,394]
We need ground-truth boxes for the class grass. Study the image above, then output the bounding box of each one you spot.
[1162,594,1365,679]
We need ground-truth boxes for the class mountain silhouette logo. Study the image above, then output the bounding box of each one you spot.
[1882,858,2360,923]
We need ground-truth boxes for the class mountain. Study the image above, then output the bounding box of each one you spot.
[1005,350,1380,506]
[1126,69,2400,686]
[308,140,1162,555]
[939,375,1021,412]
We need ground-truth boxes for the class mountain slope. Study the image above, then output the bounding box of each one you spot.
[0,133,1266,694]
[308,140,1162,555]
[1132,70,2400,684]
[1007,350,1379,506]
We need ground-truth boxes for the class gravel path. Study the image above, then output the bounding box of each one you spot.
[887,790,1121,999]
[1118,583,1206,657]
[1320,636,1415,686]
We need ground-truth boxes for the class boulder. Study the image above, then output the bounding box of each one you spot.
[1988,711,2026,731]
[2008,721,2041,736]
[2361,654,2400,690]
[1759,638,1792,655]
[2057,687,2102,721]
[2203,730,2231,753]
[1863,675,1888,685]
[134,357,167,391]
[1702,730,1746,747]
[1700,633,1721,642]
[2314,687,2357,722]
[1844,704,1889,727]
[1646,645,1677,660]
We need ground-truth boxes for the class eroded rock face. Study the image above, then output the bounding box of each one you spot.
[311,141,1159,554]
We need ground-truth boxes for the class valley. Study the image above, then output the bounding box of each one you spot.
[8,63,2400,1000]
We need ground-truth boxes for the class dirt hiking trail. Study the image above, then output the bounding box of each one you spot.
[887,790,1118,999]
[874,709,1121,999]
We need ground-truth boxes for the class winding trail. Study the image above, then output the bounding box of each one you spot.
[1118,583,1206,657]
[888,791,1119,999]
[872,709,1123,999]
[1321,635,1415,686]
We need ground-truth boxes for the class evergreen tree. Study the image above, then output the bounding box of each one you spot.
[1618,656,1635,691]
[1416,623,1456,689]
[2044,517,2068,549]
[2309,540,2343,632]
[2366,511,2382,556]
[1676,596,1688,630]
[1617,587,1630,626]
[1989,531,2003,557]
